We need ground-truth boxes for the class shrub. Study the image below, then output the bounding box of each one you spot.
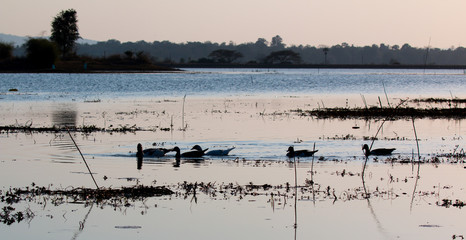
[25,38,59,68]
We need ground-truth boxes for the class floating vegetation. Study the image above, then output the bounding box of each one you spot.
[3,173,460,226]
[1,185,174,204]
[0,124,174,133]
[437,199,465,209]
[294,106,465,120]
[0,184,173,225]
[412,98,466,104]
[83,99,101,103]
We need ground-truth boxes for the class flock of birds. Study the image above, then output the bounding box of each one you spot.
[136,143,396,159]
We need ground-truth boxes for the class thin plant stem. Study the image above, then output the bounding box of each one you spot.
[67,129,99,190]
[311,142,316,179]
[383,81,391,107]
[293,156,298,229]
[410,117,421,211]
[363,99,408,178]
[311,143,316,204]
[182,94,187,131]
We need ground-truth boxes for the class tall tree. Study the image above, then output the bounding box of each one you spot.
[50,9,80,58]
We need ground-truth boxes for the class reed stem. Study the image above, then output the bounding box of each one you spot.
[182,94,187,130]
[410,117,421,211]
[293,156,298,229]
[67,129,99,190]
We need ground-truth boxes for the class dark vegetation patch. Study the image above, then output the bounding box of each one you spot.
[0,184,172,225]
[0,124,173,133]
[292,98,465,120]
[437,199,465,208]
[297,106,465,119]
[412,98,466,104]
[3,167,465,225]
[288,98,466,120]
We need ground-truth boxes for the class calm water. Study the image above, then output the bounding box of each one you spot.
[1,68,465,102]
[1,69,465,240]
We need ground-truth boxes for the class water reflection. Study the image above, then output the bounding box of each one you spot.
[174,155,181,168]
[71,203,94,240]
[137,158,143,170]
[51,104,77,128]
[49,105,79,161]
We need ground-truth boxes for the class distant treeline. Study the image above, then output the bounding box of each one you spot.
[11,36,466,66]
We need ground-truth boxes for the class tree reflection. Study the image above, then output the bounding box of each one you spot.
[52,104,77,128]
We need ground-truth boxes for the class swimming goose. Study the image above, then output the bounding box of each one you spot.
[192,145,235,156]
[137,143,171,158]
[362,144,396,157]
[286,146,318,158]
[172,146,208,158]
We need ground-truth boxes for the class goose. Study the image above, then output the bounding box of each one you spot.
[192,145,235,156]
[172,146,208,158]
[286,146,318,158]
[137,143,171,158]
[362,144,395,157]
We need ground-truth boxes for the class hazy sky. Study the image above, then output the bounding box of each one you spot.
[1,0,465,48]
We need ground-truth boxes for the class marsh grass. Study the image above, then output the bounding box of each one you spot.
[298,106,465,119]
[292,98,465,120]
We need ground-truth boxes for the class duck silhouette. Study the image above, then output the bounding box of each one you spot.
[286,146,318,158]
[172,146,208,158]
[192,145,235,156]
[362,144,396,157]
[137,143,171,158]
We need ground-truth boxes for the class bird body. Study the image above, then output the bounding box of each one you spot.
[362,144,395,157]
[286,146,318,158]
[192,145,235,156]
[206,147,236,156]
[143,148,171,157]
[173,146,208,158]
[137,143,171,158]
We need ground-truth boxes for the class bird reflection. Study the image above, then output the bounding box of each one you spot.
[136,143,143,170]
[173,154,181,168]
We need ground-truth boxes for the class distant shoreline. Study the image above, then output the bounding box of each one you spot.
[1,63,465,73]
[169,63,466,70]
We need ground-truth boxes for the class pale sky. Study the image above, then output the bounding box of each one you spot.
[1,0,465,48]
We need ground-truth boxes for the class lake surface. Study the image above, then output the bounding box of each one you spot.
[1,68,465,102]
[0,68,465,240]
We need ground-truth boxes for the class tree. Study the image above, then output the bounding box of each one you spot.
[322,47,329,64]
[208,49,243,63]
[255,38,268,47]
[124,50,134,59]
[25,38,59,68]
[0,42,13,60]
[265,50,301,64]
[50,9,80,58]
[270,35,285,48]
